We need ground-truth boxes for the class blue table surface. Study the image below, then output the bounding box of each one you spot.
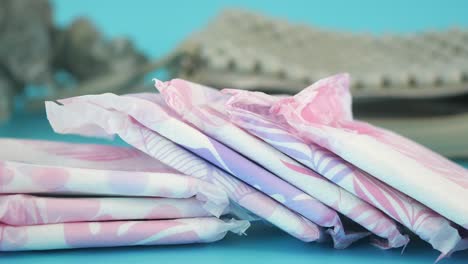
[3,1,468,263]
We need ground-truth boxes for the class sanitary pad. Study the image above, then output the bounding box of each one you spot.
[0,194,219,225]
[0,138,178,172]
[0,217,249,251]
[0,159,228,217]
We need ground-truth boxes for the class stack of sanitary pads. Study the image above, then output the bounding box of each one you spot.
[0,139,248,250]
[1,74,466,261]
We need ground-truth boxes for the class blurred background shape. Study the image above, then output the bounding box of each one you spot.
[0,0,148,119]
[0,0,467,157]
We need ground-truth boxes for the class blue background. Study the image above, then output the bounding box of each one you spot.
[1,0,468,263]
[53,0,468,58]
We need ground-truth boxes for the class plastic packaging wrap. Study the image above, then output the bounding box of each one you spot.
[0,159,228,218]
[0,194,220,225]
[0,217,249,251]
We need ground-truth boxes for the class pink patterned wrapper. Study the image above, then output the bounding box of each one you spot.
[224,86,468,258]
[155,79,408,249]
[0,138,180,173]
[46,97,323,242]
[0,159,229,218]
[269,74,468,227]
[0,217,250,251]
[0,194,221,226]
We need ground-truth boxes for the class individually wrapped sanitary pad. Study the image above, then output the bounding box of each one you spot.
[0,159,228,218]
[0,138,179,172]
[0,195,219,225]
[0,217,250,251]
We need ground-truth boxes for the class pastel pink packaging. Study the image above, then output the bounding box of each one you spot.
[0,138,178,172]
[155,79,408,248]
[224,84,468,258]
[268,73,468,229]
[0,194,220,226]
[46,97,323,242]
[0,159,228,218]
[0,139,244,250]
[0,217,249,251]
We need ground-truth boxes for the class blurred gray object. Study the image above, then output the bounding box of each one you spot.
[53,18,147,82]
[0,0,147,121]
[0,0,53,119]
[0,0,53,87]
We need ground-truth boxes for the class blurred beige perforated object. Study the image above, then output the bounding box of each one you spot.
[39,8,468,102]
[173,9,468,99]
